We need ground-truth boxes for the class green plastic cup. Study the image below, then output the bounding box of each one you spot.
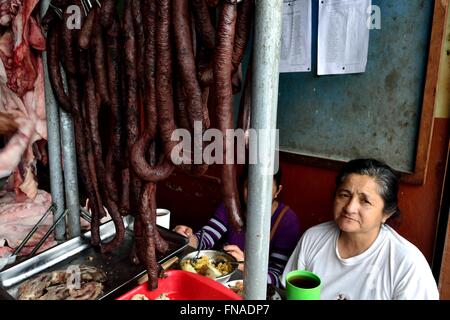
[286,270,321,300]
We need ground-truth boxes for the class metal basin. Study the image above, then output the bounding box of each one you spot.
[0,216,189,300]
[180,250,238,283]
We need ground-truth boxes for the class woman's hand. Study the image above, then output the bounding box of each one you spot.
[173,225,198,248]
[223,244,245,271]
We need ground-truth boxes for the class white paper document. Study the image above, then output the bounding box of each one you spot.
[318,0,371,75]
[279,0,312,73]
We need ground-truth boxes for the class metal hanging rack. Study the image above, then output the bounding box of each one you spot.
[40,0,83,242]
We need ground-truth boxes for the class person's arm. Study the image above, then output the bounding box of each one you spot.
[392,251,439,300]
[172,225,198,248]
[194,203,229,250]
[173,204,229,249]
[268,210,302,287]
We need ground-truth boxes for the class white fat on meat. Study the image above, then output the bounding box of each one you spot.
[0,190,56,257]
[0,0,20,27]
[10,0,42,96]
[0,79,36,180]
[0,0,46,200]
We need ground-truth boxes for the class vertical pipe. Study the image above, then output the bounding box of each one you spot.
[60,110,81,238]
[244,0,283,300]
[40,0,66,240]
[42,55,66,239]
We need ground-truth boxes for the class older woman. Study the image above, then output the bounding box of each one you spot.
[281,158,439,300]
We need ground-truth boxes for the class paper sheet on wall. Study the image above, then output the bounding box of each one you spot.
[318,0,371,75]
[279,0,312,73]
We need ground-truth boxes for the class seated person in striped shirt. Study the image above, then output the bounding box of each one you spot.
[173,169,301,287]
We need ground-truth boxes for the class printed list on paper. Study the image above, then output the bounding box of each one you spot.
[318,0,371,75]
[279,0,312,73]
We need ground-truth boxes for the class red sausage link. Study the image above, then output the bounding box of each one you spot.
[232,0,254,72]
[142,0,158,138]
[85,62,125,253]
[91,18,111,106]
[47,25,72,113]
[130,132,175,182]
[237,61,252,149]
[124,0,142,217]
[140,182,159,290]
[192,0,216,49]
[78,8,96,49]
[173,0,205,165]
[100,0,116,29]
[156,0,181,160]
[214,0,243,232]
[67,76,101,246]
[106,18,124,165]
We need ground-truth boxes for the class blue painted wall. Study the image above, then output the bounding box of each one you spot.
[276,0,433,173]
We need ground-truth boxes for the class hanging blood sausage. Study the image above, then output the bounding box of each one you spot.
[213,0,243,232]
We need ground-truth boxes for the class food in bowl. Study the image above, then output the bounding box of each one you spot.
[130,293,170,300]
[155,293,170,300]
[227,280,244,297]
[181,255,232,279]
[180,250,237,282]
[225,280,282,300]
[131,294,149,300]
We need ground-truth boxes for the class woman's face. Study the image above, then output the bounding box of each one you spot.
[333,173,389,237]
[242,179,279,204]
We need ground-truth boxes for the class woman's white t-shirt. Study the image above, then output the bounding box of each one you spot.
[281,221,439,300]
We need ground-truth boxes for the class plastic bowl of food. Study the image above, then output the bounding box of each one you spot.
[224,279,282,300]
[225,279,244,298]
[116,270,242,300]
[179,250,238,283]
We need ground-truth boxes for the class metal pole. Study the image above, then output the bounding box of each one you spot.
[244,0,283,300]
[40,0,66,240]
[60,110,81,238]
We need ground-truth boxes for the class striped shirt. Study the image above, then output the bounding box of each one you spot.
[194,202,301,287]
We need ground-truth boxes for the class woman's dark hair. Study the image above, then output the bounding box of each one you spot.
[335,159,401,222]
[274,168,282,187]
[239,166,282,189]
[236,167,283,228]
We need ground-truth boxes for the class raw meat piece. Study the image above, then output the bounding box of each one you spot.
[0,190,56,256]
[9,0,43,96]
[0,0,47,200]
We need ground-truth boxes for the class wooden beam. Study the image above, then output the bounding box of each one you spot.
[438,139,450,299]
[404,0,449,184]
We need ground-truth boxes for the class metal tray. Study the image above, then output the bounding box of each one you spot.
[0,215,189,300]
